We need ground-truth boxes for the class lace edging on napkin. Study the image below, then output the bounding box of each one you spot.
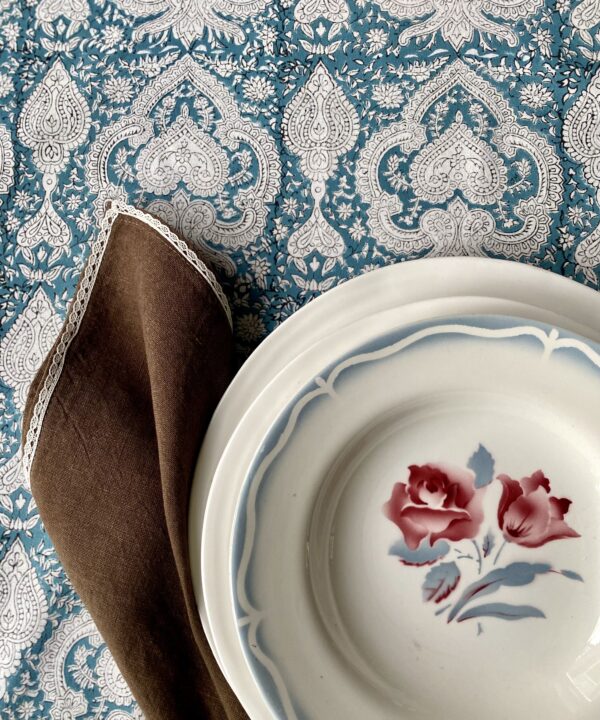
[21,201,232,481]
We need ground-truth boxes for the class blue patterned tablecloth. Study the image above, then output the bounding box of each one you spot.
[1,0,600,716]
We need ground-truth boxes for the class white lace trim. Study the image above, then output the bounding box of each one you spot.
[22,201,232,480]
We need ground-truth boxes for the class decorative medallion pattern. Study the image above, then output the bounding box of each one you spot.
[39,609,137,716]
[36,0,90,36]
[86,55,280,251]
[294,0,350,30]
[356,61,562,258]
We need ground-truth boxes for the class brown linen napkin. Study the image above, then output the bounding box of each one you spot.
[21,203,247,720]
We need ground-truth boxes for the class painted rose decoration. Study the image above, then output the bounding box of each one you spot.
[385,463,485,550]
[497,471,580,548]
[384,445,582,630]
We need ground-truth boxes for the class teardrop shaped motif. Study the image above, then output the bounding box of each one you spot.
[135,112,230,196]
[18,59,90,174]
[288,204,345,259]
[16,193,71,250]
[282,62,359,182]
[410,116,508,205]
[0,287,62,411]
[564,67,600,195]
[282,63,358,261]
[572,0,600,44]
[0,539,48,698]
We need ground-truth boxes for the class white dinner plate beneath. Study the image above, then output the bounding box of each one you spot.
[192,259,600,718]
[230,315,600,720]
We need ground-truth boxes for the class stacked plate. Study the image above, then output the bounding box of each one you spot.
[189,258,600,720]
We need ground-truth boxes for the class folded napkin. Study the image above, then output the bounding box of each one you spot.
[21,203,246,720]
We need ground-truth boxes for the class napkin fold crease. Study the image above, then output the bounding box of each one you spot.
[21,203,246,720]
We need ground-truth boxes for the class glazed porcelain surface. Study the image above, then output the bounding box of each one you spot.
[231,317,600,720]
[195,259,600,719]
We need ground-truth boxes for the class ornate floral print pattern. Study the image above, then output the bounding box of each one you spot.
[0,538,48,698]
[373,0,545,50]
[384,446,583,628]
[356,60,562,258]
[0,0,597,715]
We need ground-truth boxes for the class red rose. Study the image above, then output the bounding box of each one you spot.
[384,463,485,550]
[497,470,580,548]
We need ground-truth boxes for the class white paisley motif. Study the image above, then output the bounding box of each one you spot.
[564,67,600,205]
[39,609,100,716]
[410,113,507,205]
[36,0,90,33]
[0,287,62,412]
[419,197,496,255]
[17,59,90,260]
[356,60,562,259]
[0,125,14,196]
[0,452,25,496]
[572,0,600,44]
[106,712,145,720]
[0,538,48,699]
[147,190,237,277]
[96,647,133,706]
[375,0,544,49]
[48,690,88,720]
[136,107,230,196]
[87,56,280,251]
[573,222,600,278]
[17,59,90,175]
[38,608,140,718]
[113,0,270,45]
[294,0,349,27]
[282,62,359,263]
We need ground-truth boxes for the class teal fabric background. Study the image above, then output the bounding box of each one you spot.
[1,0,600,716]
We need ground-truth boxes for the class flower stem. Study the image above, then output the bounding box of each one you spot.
[493,540,507,566]
[471,539,482,575]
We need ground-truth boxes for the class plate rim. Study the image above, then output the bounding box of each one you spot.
[192,259,600,718]
[230,313,600,719]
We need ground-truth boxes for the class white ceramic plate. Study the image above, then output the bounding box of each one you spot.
[202,309,600,719]
[231,315,600,720]
[193,259,600,717]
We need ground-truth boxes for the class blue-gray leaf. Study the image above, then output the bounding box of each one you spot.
[467,444,495,488]
[422,562,461,603]
[482,530,495,558]
[447,562,552,622]
[457,603,546,623]
[389,539,449,565]
[560,569,584,582]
